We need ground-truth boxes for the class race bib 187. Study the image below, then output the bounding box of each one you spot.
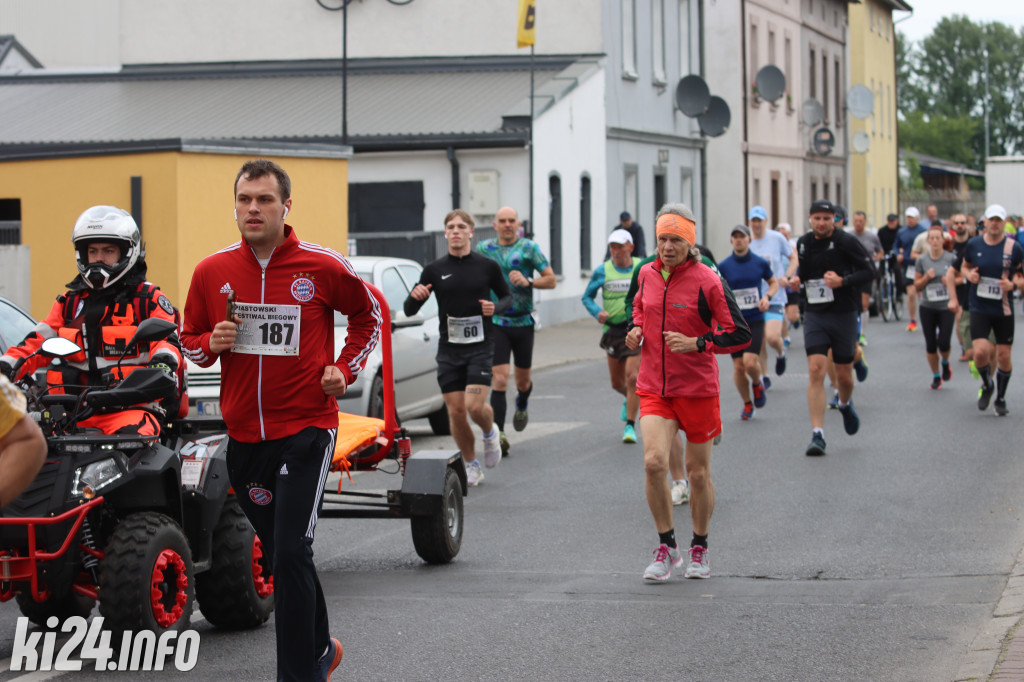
[232,303,301,356]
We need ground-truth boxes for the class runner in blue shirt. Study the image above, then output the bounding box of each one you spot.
[948,204,1024,415]
[718,225,778,420]
[747,205,795,384]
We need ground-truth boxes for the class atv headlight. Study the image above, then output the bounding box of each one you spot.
[72,456,124,499]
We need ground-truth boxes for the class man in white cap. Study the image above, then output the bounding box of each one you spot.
[747,206,795,384]
[894,206,925,331]
[946,204,1024,416]
[582,229,643,442]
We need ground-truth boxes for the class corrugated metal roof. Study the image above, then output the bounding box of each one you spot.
[0,64,562,146]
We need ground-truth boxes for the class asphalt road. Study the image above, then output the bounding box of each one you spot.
[1,313,1022,681]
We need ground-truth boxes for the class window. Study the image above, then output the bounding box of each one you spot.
[836,181,842,205]
[753,178,761,206]
[380,267,411,313]
[622,0,638,77]
[787,179,794,226]
[580,175,592,272]
[823,181,829,201]
[834,58,841,126]
[652,0,666,84]
[549,174,563,275]
[681,168,693,209]
[654,172,666,217]
[625,166,639,220]
[811,180,818,201]
[750,22,759,79]
[869,5,875,32]
[887,85,893,138]
[0,198,21,245]
[679,0,691,75]
[870,78,876,134]
[347,181,424,233]
[822,52,829,122]
[809,47,816,99]
[397,265,438,318]
[784,35,792,86]
[768,28,776,65]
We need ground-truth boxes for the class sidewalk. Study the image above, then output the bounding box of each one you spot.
[532,317,607,370]
[959,542,1024,681]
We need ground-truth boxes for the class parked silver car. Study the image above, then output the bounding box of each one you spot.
[0,297,37,354]
[185,256,450,434]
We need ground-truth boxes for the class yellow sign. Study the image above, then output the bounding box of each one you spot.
[517,0,536,48]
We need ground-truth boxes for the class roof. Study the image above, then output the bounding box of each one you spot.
[900,148,984,178]
[0,35,43,70]
[0,56,599,159]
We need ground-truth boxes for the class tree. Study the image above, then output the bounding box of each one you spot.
[897,15,1024,165]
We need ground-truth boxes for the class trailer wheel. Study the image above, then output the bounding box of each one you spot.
[98,512,194,636]
[410,467,463,564]
[195,499,274,629]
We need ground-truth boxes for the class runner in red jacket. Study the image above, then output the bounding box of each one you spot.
[626,204,750,583]
[181,160,380,681]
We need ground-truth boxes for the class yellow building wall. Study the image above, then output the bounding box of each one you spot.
[0,152,348,320]
[174,153,350,308]
[847,0,899,227]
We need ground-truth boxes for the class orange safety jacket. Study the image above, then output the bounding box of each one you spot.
[1,280,186,418]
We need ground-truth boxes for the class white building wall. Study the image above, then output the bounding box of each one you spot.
[531,64,607,326]
[0,0,602,68]
[703,0,745,260]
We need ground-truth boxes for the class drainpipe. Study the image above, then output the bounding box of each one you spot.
[447,146,460,210]
[740,0,749,215]
[699,0,708,243]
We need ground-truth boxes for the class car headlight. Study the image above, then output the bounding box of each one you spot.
[71,456,125,499]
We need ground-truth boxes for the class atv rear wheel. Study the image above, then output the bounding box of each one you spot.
[98,512,195,636]
[16,590,94,628]
[195,499,274,629]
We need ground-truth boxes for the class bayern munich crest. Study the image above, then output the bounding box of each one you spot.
[249,487,273,506]
[291,277,315,302]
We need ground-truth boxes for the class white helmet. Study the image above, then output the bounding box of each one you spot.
[71,205,143,290]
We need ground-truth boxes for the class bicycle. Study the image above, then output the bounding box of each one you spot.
[875,253,904,322]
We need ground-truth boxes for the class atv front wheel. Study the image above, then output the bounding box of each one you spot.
[195,499,274,629]
[98,512,195,636]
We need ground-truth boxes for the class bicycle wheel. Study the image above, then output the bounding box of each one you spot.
[892,275,903,320]
[880,274,893,321]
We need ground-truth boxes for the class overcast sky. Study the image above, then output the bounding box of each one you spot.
[896,2,1024,44]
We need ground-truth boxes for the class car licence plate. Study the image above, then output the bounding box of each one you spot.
[197,400,221,416]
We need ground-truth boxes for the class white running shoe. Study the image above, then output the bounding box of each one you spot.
[643,544,684,582]
[482,429,501,468]
[466,460,484,486]
[671,480,690,506]
[684,545,710,579]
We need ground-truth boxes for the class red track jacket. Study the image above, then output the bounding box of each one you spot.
[181,226,382,442]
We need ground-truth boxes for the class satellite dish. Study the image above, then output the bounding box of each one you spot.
[802,99,824,127]
[675,75,711,117]
[847,84,874,119]
[698,96,731,137]
[755,65,786,103]
[812,127,835,155]
[852,130,871,154]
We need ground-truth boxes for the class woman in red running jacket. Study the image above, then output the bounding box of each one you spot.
[626,204,749,584]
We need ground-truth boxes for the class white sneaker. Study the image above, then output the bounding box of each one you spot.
[684,545,710,579]
[482,429,501,468]
[642,544,684,582]
[671,480,690,506]
[466,460,484,486]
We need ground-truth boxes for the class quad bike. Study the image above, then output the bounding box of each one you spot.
[0,317,273,638]
[0,281,465,641]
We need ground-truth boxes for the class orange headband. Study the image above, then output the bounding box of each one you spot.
[656,213,696,246]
